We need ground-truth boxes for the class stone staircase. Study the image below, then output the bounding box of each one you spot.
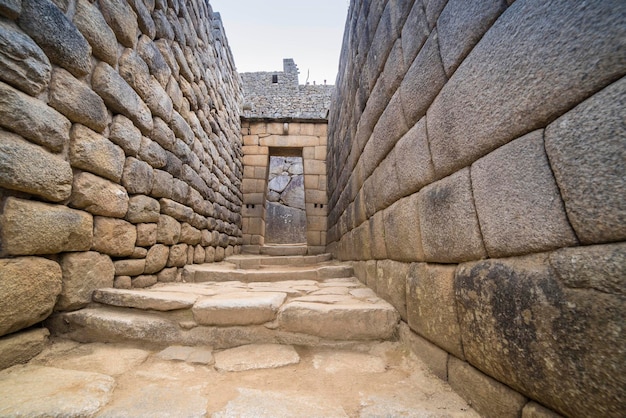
[47,252,400,350]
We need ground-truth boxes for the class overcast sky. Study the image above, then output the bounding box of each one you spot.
[210,0,349,85]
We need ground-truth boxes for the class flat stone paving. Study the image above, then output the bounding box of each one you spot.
[0,339,479,417]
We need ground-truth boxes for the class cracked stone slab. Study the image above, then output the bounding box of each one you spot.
[192,292,287,326]
[0,365,115,416]
[214,344,300,372]
[93,288,197,311]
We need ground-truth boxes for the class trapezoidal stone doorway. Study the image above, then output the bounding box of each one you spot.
[265,151,307,244]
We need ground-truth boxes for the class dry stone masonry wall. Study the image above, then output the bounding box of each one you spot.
[0,0,243,364]
[326,1,625,417]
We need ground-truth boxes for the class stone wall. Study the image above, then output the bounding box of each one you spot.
[0,0,243,366]
[241,121,328,254]
[326,1,625,417]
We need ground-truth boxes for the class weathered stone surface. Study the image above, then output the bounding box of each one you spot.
[407,263,464,359]
[136,223,157,247]
[455,255,626,417]
[114,259,145,276]
[427,0,626,177]
[157,266,178,282]
[521,402,563,418]
[157,214,181,245]
[418,168,486,263]
[265,202,307,245]
[1,197,92,255]
[180,223,201,245]
[114,276,132,289]
[375,260,409,321]
[144,243,169,273]
[312,350,386,373]
[0,130,72,202]
[399,322,448,381]
[70,124,125,182]
[383,194,424,262]
[17,0,91,76]
[167,243,187,267]
[0,0,21,19]
[73,0,117,66]
[93,288,196,311]
[70,171,129,217]
[138,35,171,87]
[0,18,50,95]
[437,0,508,76]
[129,0,154,38]
[0,81,70,152]
[0,365,115,415]
[0,328,49,370]
[157,345,213,364]
[0,257,61,336]
[122,157,154,194]
[151,169,174,198]
[92,62,153,134]
[49,68,107,132]
[56,252,115,311]
[132,274,157,288]
[193,292,287,326]
[214,344,300,372]
[92,217,137,257]
[126,195,160,223]
[109,115,141,157]
[472,130,578,257]
[99,0,138,48]
[119,48,173,121]
[448,357,527,418]
[545,77,626,244]
[138,137,167,168]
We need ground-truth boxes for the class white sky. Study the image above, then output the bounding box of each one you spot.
[210,0,349,85]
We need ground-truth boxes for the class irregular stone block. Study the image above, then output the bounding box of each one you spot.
[70,171,129,217]
[93,288,196,311]
[400,0,430,66]
[521,402,563,418]
[137,35,170,87]
[121,157,154,195]
[73,0,117,66]
[455,255,626,417]
[49,68,107,132]
[193,292,287,326]
[472,130,578,257]
[383,194,424,262]
[99,0,138,48]
[129,0,154,38]
[398,323,448,381]
[0,257,61,336]
[132,274,157,288]
[136,223,157,247]
[1,197,92,255]
[126,195,159,223]
[167,243,187,267]
[180,223,201,245]
[56,252,115,311]
[407,263,464,359]
[214,344,299,372]
[151,169,174,198]
[109,115,141,157]
[375,260,409,321]
[160,198,193,222]
[0,81,70,152]
[144,243,169,274]
[157,266,178,282]
[545,77,626,244]
[17,0,91,77]
[0,130,72,202]
[70,125,124,182]
[138,137,167,168]
[418,168,486,263]
[437,0,508,76]
[265,202,307,245]
[448,357,527,418]
[92,217,137,257]
[92,62,153,134]
[0,18,50,95]
[427,1,626,177]
[157,214,181,245]
[0,328,49,370]
[0,0,21,19]
[114,259,146,276]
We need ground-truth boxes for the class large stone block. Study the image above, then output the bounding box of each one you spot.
[418,168,486,263]
[0,81,70,152]
[0,130,72,202]
[437,0,508,76]
[157,214,181,245]
[144,243,169,274]
[109,115,141,157]
[49,68,107,133]
[545,77,626,244]
[17,0,91,77]
[136,223,157,247]
[398,322,448,381]
[92,217,136,257]
[383,194,424,262]
[1,197,92,255]
[375,260,409,321]
[167,243,187,267]
[0,18,50,96]
[407,263,464,359]
[92,62,153,134]
[73,0,117,66]
[70,171,129,217]
[0,0,21,19]
[0,257,62,336]
[70,125,125,182]
[56,251,115,311]
[448,357,527,418]
[0,328,49,370]
[126,195,159,223]
[265,202,307,245]
[427,0,626,178]
[99,0,138,48]
[121,157,154,195]
[471,130,577,257]
[137,35,171,87]
[455,254,626,417]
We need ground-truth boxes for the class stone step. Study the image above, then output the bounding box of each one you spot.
[183,262,353,283]
[225,253,332,269]
[47,278,399,349]
[260,244,308,256]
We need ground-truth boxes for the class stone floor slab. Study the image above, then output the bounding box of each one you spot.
[313,351,387,373]
[93,288,198,311]
[192,292,287,326]
[214,344,300,372]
